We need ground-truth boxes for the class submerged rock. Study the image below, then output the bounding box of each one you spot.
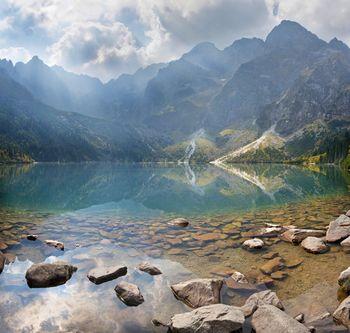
[281,229,326,244]
[87,265,127,284]
[242,238,264,249]
[168,304,245,333]
[271,271,288,280]
[138,262,162,275]
[231,270,248,284]
[27,234,38,241]
[44,240,64,250]
[241,290,284,317]
[171,278,223,308]
[333,296,350,328]
[115,281,144,306]
[25,262,77,288]
[0,251,5,274]
[169,218,189,227]
[252,305,309,333]
[0,242,8,251]
[300,237,329,254]
[326,215,350,243]
[260,257,284,275]
[262,251,279,260]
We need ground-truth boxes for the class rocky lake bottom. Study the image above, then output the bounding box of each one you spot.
[0,163,350,332]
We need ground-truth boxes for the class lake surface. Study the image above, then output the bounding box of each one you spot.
[0,163,349,332]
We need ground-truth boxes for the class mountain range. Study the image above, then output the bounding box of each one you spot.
[0,20,350,164]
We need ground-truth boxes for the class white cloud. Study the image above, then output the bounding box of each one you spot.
[0,0,349,80]
[0,46,31,63]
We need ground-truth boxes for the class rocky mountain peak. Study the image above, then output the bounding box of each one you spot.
[265,20,326,52]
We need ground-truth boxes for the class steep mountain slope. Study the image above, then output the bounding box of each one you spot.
[0,69,165,162]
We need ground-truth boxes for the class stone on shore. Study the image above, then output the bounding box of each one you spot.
[333,296,350,328]
[326,215,350,243]
[338,267,350,293]
[87,265,127,284]
[44,240,64,250]
[168,304,245,333]
[169,218,189,227]
[260,257,284,275]
[25,262,77,288]
[242,238,264,249]
[241,290,284,317]
[252,304,309,333]
[281,229,326,244]
[0,252,5,274]
[27,234,38,241]
[115,281,144,306]
[300,237,329,254]
[171,278,223,308]
[138,262,162,275]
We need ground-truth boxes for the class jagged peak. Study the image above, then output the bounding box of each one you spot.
[266,20,326,51]
[329,37,350,51]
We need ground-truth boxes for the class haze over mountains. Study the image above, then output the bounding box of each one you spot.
[1,20,350,163]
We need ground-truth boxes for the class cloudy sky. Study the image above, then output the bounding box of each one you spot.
[0,0,349,81]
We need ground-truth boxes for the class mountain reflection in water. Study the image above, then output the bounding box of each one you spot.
[0,163,348,215]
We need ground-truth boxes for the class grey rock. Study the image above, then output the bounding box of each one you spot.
[241,290,284,317]
[25,262,77,288]
[231,270,248,283]
[338,267,350,293]
[252,304,310,333]
[326,215,350,243]
[281,229,326,244]
[87,265,127,284]
[294,313,305,323]
[242,238,264,249]
[300,237,329,254]
[44,239,64,250]
[340,236,350,247]
[169,304,245,333]
[138,262,162,275]
[171,278,223,308]
[333,295,350,328]
[115,281,144,306]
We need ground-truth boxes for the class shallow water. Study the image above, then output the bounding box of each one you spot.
[0,163,349,332]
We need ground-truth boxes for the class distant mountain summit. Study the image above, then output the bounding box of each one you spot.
[1,20,350,164]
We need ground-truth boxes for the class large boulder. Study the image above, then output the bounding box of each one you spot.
[87,265,127,284]
[300,237,329,254]
[326,215,350,243]
[252,304,309,333]
[171,278,223,308]
[115,281,144,306]
[281,229,326,244]
[138,262,162,275]
[25,262,77,288]
[169,304,245,333]
[333,296,350,328]
[242,238,264,249]
[338,267,350,293]
[0,251,5,274]
[260,257,284,275]
[241,290,284,317]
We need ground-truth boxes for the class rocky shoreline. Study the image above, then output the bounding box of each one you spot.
[1,210,350,332]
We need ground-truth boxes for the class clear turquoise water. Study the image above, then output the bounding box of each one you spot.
[0,163,349,332]
[0,163,348,215]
